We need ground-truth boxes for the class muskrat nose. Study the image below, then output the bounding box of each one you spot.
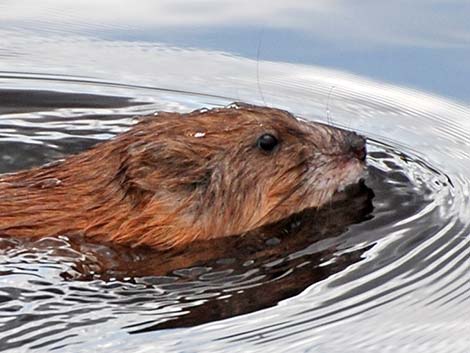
[347,132,367,162]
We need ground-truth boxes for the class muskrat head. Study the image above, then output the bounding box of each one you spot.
[118,103,366,247]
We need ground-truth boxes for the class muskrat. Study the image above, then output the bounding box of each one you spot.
[0,103,367,249]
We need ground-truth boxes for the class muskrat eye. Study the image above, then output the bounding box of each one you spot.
[257,133,279,152]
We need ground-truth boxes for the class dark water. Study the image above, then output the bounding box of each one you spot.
[1,2,469,353]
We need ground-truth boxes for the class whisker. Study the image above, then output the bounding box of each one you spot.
[256,29,267,107]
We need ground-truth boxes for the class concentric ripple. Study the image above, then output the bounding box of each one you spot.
[0,71,469,353]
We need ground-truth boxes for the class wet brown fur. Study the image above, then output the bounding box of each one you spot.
[0,104,365,249]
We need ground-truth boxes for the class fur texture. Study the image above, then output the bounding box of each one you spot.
[0,104,366,249]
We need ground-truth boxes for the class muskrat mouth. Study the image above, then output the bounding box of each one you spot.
[326,156,368,204]
[331,178,369,204]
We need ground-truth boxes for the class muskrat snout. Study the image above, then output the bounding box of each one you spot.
[346,132,367,162]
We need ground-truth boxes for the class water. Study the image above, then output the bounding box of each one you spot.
[0,2,469,352]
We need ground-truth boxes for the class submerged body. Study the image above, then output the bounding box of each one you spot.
[0,103,366,249]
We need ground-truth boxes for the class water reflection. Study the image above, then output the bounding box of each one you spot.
[0,179,373,346]
[2,1,469,48]
[2,1,470,100]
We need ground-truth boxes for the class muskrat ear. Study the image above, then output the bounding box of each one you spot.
[120,141,212,196]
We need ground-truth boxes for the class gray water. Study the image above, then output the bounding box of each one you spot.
[0,2,469,353]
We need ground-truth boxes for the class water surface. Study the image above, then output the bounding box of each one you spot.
[0,2,469,353]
